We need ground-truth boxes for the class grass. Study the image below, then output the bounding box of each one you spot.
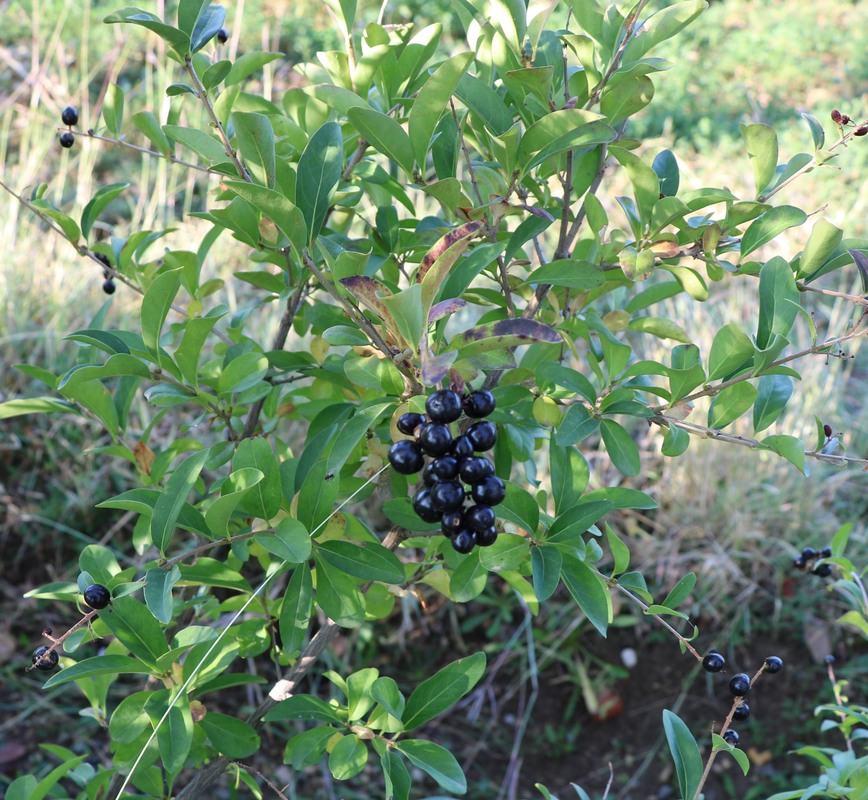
[1,0,866,798]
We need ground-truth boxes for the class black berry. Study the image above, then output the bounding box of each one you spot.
[32,646,59,671]
[831,109,843,124]
[463,390,496,418]
[426,390,463,423]
[801,546,817,561]
[422,462,438,487]
[83,583,111,610]
[451,435,474,458]
[729,673,750,696]
[451,530,476,554]
[217,27,229,43]
[824,654,836,665]
[397,412,425,436]
[476,526,498,547]
[764,656,783,674]
[413,489,442,523]
[470,475,506,506]
[793,555,806,570]
[823,423,833,438]
[465,504,496,533]
[419,422,453,456]
[431,456,459,481]
[733,702,750,721]
[458,456,494,484]
[813,563,832,577]
[854,124,868,137]
[441,510,464,535]
[466,420,497,451]
[103,279,116,294]
[61,105,79,126]
[702,652,726,673]
[60,131,75,148]
[820,546,832,558]
[388,440,425,474]
[431,480,465,512]
[722,729,740,746]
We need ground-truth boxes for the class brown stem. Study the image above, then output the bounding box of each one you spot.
[26,608,101,671]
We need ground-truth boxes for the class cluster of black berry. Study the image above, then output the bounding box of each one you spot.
[794,546,833,577]
[60,105,77,149]
[701,650,783,746]
[29,583,112,672]
[387,389,504,554]
[95,252,116,294]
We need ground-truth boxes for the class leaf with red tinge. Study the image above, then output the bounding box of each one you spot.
[339,276,397,330]
[417,221,484,312]
[448,318,562,359]
[428,298,466,324]
[421,340,457,386]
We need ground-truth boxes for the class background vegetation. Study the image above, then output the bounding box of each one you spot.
[1,0,866,797]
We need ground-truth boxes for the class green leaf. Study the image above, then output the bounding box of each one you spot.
[560,555,610,636]
[600,74,654,127]
[753,374,793,432]
[202,59,232,90]
[8,756,87,800]
[478,534,530,572]
[455,72,514,136]
[296,121,343,244]
[177,0,208,35]
[199,712,261,758]
[740,206,807,260]
[317,540,404,584]
[518,112,615,174]
[550,441,589,514]
[279,563,313,655]
[57,354,150,390]
[284,726,334,770]
[297,460,339,533]
[499,482,540,534]
[652,149,680,196]
[164,124,227,162]
[531,546,562,602]
[662,710,703,800]
[347,107,415,174]
[797,219,843,279]
[222,180,307,255]
[449,318,562,358]
[661,423,690,457]
[449,549,488,601]
[526,259,608,290]
[610,147,660,223]
[144,691,193,776]
[103,83,124,137]
[315,556,365,628]
[536,362,597,402]
[82,182,129,242]
[233,437,282,520]
[178,558,251,591]
[140,268,182,366]
[30,200,81,245]
[346,668,379,721]
[329,734,368,780]
[756,256,800,349]
[761,434,806,474]
[397,739,467,795]
[232,112,276,187]
[599,419,640,476]
[707,323,754,381]
[204,468,265,537]
[547,500,613,544]
[708,382,757,429]
[99,596,169,666]
[403,652,486,730]
[41,654,151,688]
[711,733,751,775]
[151,449,208,555]
[104,8,191,56]
[741,123,778,197]
[408,51,474,167]
[622,0,707,61]
[371,676,405,720]
[266,694,344,723]
[144,565,181,624]
[605,524,630,577]
[661,572,696,610]
[380,283,425,354]
[0,397,77,419]
[189,3,225,52]
[218,352,269,395]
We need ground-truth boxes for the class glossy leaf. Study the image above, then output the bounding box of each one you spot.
[100,596,169,666]
[41,654,151,688]
[81,182,129,241]
[797,219,843,279]
[151,449,209,555]
[104,8,191,56]
[204,468,265,536]
[223,180,306,254]
[317,540,404,584]
[347,107,415,174]
[756,256,800,349]
[740,206,807,260]
[232,112,276,187]
[762,434,806,474]
[662,710,703,800]
[741,123,778,197]
[600,419,641,476]
[708,382,757,429]
[550,440,589,514]
[143,565,181,624]
[753,374,793,432]
[267,694,344,723]
[140,268,182,367]
[144,691,193,776]
[560,554,610,636]
[707,323,754,381]
[329,734,368,780]
[314,556,365,628]
[189,3,225,52]
[199,712,261,758]
[531,545,562,602]
[279,563,313,655]
[403,652,486,730]
[232,437,282,520]
[398,739,467,794]
[296,121,343,243]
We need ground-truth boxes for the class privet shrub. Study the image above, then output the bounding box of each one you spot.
[4,0,867,797]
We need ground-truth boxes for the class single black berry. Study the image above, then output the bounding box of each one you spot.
[426,390,463,423]
[793,555,806,570]
[419,422,453,456]
[831,109,842,124]
[60,131,75,148]
[216,27,229,43]
[729,673,750,696]
[813,563,832,577]
[463,390,496,418]
[722,729,740,746]
[431,480,465,512]
[824,654,836,665]
[465,504,496,533]
[466,420,497,451]
[431,456,459,481]
[441,510,464,535]
[451,435,474,458]
[32,646,59,671]
[451,529,476,554]
[476,525,498,547]
[397,412,425,436]
[823,423,833,438]
[470,475,506,506]
[702,652,726,673]
[855,124,868,137]
[764,656,783,674]
[388,440,425,474]
[103,279,116,294]
[83,583,111,610]
[820,546,832,558]
[413,489,442,523]
[61,105,79,126]
[801,546,817,561]
[733,702,750,721]
[458,456,494,484]
[422,462,438,487]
